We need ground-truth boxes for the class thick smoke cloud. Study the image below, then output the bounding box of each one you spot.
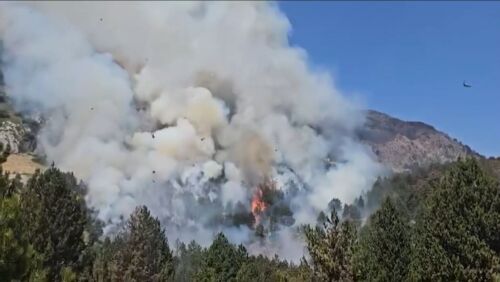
[0,2,382,260]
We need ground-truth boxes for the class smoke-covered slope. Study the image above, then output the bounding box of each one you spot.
[358,110,479,172]
[0,3,384,260]
[0,61,38,155]
[0,2,487,261]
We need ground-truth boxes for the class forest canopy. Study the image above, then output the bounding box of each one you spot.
[1,157,499,281]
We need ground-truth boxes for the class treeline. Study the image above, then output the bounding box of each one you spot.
[1,157,499,281]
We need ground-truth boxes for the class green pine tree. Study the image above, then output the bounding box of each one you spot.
[196,233,247,282]
[304,208,356,281]
[91,238,113,282]
[409,158,500,281]
[235,255,277,282]
[353,197,411,281]
[0,165,45,281]
[110,205,174,282]
[0,196,34,281]
[174,240,204,282]
[20,168,90,280]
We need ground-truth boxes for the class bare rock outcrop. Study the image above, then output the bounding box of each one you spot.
[358,110,479,172]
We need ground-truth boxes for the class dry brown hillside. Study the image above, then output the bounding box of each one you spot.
[358,110,480,172]
[2,153,45,181]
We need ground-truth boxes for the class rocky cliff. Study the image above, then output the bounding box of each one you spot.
[358,110,479,172]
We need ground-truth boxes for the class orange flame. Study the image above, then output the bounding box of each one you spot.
[251,189,267,226]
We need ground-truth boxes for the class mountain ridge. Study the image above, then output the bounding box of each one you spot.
[358,109,480,172]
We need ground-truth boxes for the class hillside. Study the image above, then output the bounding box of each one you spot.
[358,110,479,172]
[0,68,44,178]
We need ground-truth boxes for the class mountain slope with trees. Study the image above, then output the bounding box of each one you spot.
[1,155,499,281]
[1,65,499,281]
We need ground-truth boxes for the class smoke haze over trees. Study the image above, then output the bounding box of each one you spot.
[0,2,383,260]
[1,153,500,281]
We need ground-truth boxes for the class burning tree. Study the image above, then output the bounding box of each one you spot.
[250,178,295,234]
[250,178,276,227]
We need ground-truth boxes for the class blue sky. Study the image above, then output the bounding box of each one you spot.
[279,2,500,157]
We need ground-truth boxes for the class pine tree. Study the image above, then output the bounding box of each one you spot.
[110,205,174,282]
[196,233,248,282]
[174,240,204,282]
[353,197,411,281]
[342,204,361,223]
[91,238,114,282]
[409,158,500,280]
[0,166,45,281]
[235,255,278,282]
[0,196,33,280]
[20,168,90,280]
[304,209,356,281]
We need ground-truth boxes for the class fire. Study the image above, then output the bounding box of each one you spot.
[251,188,268,226]
[250,179,276,227]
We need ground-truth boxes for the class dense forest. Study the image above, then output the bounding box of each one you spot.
[1,146,500,281]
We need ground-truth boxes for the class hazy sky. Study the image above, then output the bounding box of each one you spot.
[279,2,500,157]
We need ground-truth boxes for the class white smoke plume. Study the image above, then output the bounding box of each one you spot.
[0,2,382,260]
